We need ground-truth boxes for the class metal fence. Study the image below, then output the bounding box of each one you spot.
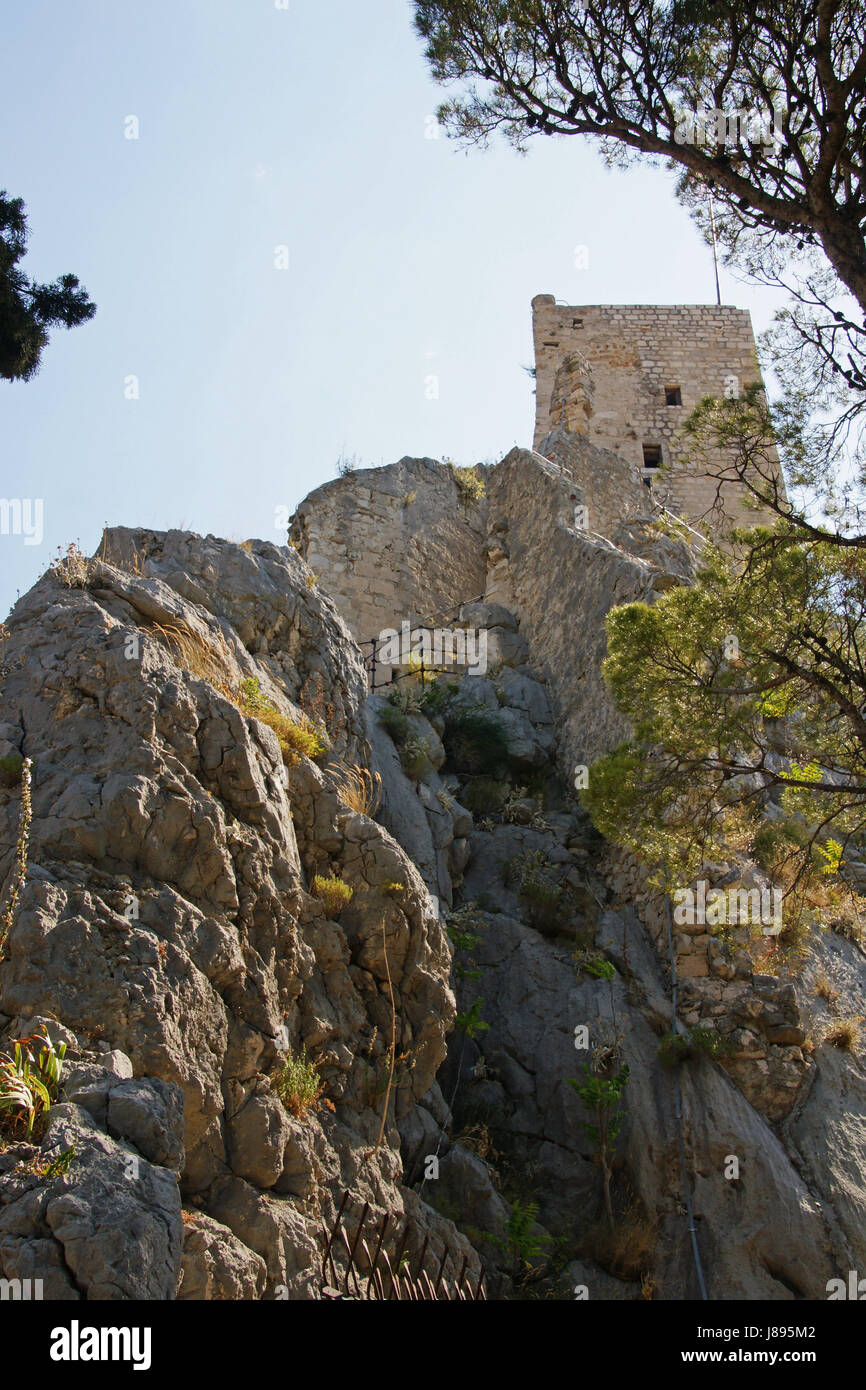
[358,595,484,693]
[320,1190,488,1301]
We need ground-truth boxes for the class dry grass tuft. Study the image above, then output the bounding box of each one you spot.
[822,1016,864,1052]
[815,970,841,1007]
[580,1204,657,1284]
[328,762,381,816]
[150,620,235,695]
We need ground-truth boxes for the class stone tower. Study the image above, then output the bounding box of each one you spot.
[532,295,780,530]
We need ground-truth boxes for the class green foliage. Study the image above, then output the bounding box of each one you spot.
[400,735,435,781]
[517,874,563,931]
[817,838,844,877]
[0,1029,67,1139]
[583,526,866,905]
[490,1199,551,1273]
[502,848,570,933]
[568,1065,629,1150]
[311,873,353,915]
[456,996,489,1039]
[378,703,410,746]
[567,1062,629,1227]
[751,816,809,873]
[442,704,510,776]
[41,1146,76,1178]
[387,682,423,715]
[447,902,487,981]
[448,462,486,509]
[460,776,507,816]
[273,1045,326,1118]
[656,1027,731,1069]
[0,191,96,381]
[418,680,452,716]
[237,675,272,715]
[237,677,326,764]
[0,754,23,788]
[581,955,616,981]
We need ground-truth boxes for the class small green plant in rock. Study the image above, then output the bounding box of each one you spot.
[442,705,510,777]
[387,682,423,716]
[456,997,489,1040]
[656,1026,731,1068]
[575,950,617,984]
[16,1144,77,1179]
[503,848,568,933]
[567,1063,629,1228]
[378,703,410,746]
[447,903,486,982]
[236,676,326,765]
[400,735,434,781]
[418,680,452,716]
[311,873,353,915]
[448,463,486,510]
[273,1046,327,1118]
[490,1199,551,1277]
[461,776,507,816]
[0,1028,67,1140]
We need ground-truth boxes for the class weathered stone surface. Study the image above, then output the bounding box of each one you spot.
[106,1078,185,1171]
[208,1176,320,1299]
[0,529,460,1300]
[7,1105,185,1300]
[178,1212,267,1301]
[1,454,862,1305]
[227,1092,293,1190]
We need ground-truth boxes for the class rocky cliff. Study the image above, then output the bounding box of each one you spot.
[1,442,865,1301]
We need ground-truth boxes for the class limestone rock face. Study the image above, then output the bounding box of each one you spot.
[0,529,474,1301]
[178,1212,267,1300]
[2,450,865,1304]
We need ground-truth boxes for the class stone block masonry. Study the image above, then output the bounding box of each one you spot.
[532,296,782,531]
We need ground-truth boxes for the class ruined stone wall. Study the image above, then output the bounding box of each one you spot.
[538,426,653,544]
[532,295,777,531]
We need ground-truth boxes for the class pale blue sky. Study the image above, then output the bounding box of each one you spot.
[1,0,787,617]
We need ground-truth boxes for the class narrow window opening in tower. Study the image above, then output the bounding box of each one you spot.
[572,318,583,329]
[643,443,662,469]
[665,386,682,406]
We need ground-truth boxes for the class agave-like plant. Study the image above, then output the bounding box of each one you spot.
[0,1029,67,1138]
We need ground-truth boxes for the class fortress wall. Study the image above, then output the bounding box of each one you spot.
[538,426,653,543]
[532,296,771,530]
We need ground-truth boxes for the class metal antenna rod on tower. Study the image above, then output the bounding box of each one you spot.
[708,192,722,306]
